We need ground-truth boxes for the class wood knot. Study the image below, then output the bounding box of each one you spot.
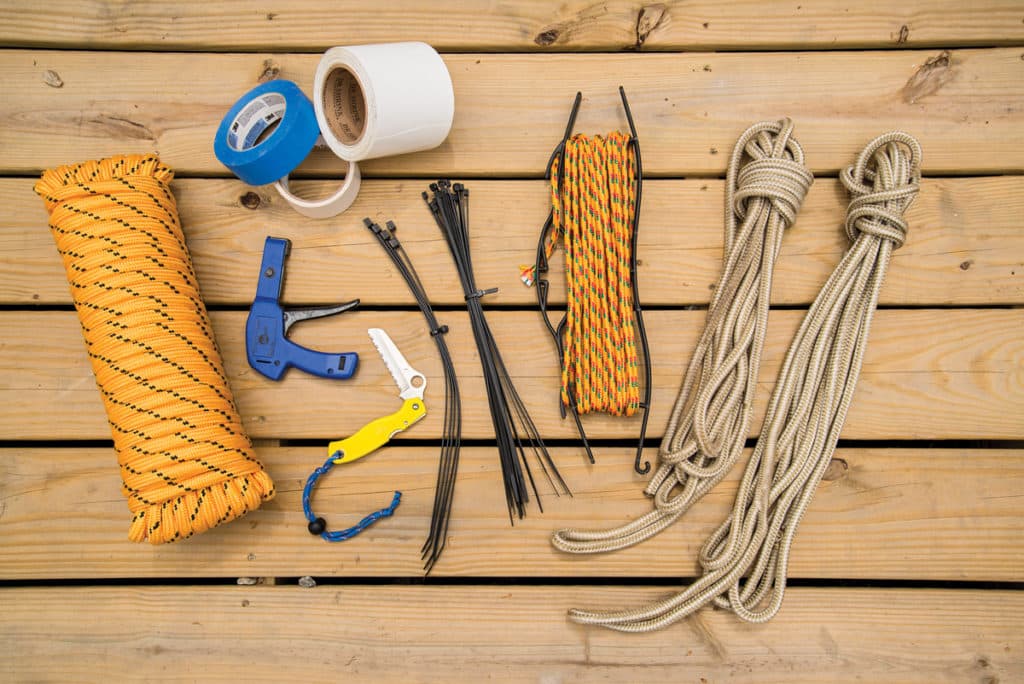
[901,50,955,104]
[258,59,280,83]
[535,29,560,46]
[822,458,849,481]
[636,4,668,49]
[960,260,973,271]
[43,69,64,88]
[240,192,262,209]
[896,25,910,44]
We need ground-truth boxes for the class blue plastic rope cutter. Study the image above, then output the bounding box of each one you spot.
[246,236,360,380]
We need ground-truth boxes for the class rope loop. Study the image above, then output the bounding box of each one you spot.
[734,157,814,226]
[559,131,922,633]
[302,456,402,542]
[840,131,922,248]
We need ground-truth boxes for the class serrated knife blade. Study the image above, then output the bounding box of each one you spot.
[368,328,426,400]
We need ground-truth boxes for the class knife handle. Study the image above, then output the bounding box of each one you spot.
[328,398,427,464]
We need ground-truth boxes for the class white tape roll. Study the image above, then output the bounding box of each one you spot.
[273,161,361,219]
[314,42,455,162]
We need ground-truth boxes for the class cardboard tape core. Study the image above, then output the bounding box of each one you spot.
[323,67,367,146]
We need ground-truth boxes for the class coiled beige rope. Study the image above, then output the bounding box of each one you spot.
[552,119,813,554]
[567,131,922,632]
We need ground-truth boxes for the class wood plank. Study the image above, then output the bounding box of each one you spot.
[0,309,1020,441]
[0,447,1020,580]
[1,1,1022,52]
[2,585,1021,682]
[5,176,1022,307]
[3,48,1022,176]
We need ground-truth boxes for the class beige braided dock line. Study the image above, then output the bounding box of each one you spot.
[552,119,813,554]
[568,131,922,632]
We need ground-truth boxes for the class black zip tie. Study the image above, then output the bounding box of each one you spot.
[424,180,568,526]
[465,287,498,301]
[363,216,462,574]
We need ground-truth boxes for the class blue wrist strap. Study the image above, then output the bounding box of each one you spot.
[302,456,402,542]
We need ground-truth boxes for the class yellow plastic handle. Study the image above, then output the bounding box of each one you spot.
[328,398,427,464]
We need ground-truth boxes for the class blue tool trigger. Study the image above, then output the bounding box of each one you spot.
[246,236,360,381]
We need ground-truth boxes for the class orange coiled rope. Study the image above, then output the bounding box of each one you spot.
[539,131,640,417]
[35,154,274,544]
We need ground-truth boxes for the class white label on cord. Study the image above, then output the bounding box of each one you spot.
[227,93,287,151]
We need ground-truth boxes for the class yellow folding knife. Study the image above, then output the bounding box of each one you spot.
[327,328,427,464]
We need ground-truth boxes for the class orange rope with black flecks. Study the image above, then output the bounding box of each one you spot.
[525,132,640,417]
[35,154,274,544]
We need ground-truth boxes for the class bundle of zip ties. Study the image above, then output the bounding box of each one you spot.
[425,180,570,522]
[565,131,922,632]
[364,218,460,573]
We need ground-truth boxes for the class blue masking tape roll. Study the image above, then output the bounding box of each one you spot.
[214,80,320,186]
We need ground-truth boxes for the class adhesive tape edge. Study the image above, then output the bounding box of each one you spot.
[273,161,362,219]
[214,80,320,187]
[313,46,361,161]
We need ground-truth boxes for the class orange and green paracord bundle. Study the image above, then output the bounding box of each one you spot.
[535,131,641,417]
[35,154,274,544]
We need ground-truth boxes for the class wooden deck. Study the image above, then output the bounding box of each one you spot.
[1,2,1022,681]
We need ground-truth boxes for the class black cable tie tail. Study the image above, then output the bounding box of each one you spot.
[465,287,499,301]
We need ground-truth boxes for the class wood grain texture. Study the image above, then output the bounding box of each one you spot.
[0,309,1020,441]
[2,585,1021,682]
[1,1,1023,51]
[0,447,1020,580]
[5,176,1022,306]
[2,0,1022,673]
[3,48,1022,176]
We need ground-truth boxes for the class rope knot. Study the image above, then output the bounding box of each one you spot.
[840,132,922,249]
[730,118,813,229]
[733,157,814,227]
